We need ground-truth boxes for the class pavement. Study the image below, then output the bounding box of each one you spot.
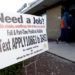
[48,41,75,62]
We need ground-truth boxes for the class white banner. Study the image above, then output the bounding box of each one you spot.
[0,12,48,69]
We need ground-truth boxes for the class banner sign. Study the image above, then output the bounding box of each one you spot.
[0,12,48,69]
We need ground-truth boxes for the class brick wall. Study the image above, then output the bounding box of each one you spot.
[0,52,75,75]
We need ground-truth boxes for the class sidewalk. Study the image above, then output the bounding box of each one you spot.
[48,42,75,62]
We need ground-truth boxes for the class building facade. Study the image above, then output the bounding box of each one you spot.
[20,0,75,41]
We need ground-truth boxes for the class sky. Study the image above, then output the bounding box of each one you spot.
[0,0,36,13]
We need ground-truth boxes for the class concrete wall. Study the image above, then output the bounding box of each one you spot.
[47,6,61,40]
